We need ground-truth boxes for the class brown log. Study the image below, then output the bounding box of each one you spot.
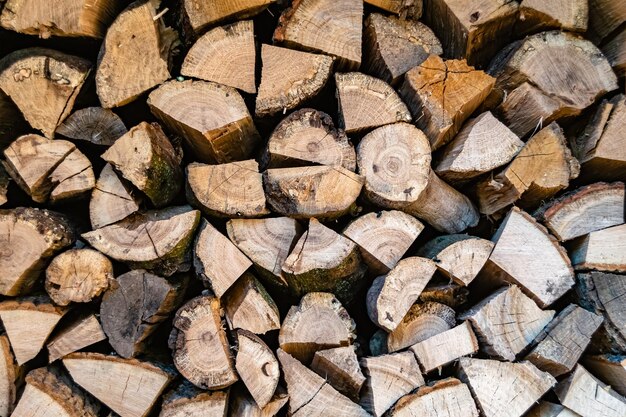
[159,381,228,417]
[223,273,280,335]
[148,79,261,164]
[0,162,8,207]
[89,163,141,229]
[389,378,479,417]
[588,0,626,41]
[0,334,19,416]
[364,0,422,18]
[516,0,588,35]
[96,1,177,108]
[229,385,289,417]
[235,330,279,409]
[410,321,479,373]
[47,314,106,362]
[386,302,456,353]
[310,346,365,401]
[256,45,334,118]
[570,224,626,272]
[583,354,626,397]
[56,107,127,146]
[419,283,469,307]
[603,27,626,77]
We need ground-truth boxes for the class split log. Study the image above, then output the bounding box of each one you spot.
[160,381,228,417]
[256,45,334,118]
[434,112,523,183]
[48,147,95,203]
[181,20,256,94]
[588,0,626,42]
[526,401,580,417]
[458,358,556,417]
[96,1,177,108]
[0,207,74,296]
[366,257,437,332]
[0,165,8,207]
[423,0,519,66]
[89,163,141,229]
[364,0,422,18]
[583,354,626,396]
[399,55,495,150]
[169,295,237,389]
[0,47,91,137]
[101,270,186,358]
[410,321,479,373]
[82,206,201,276]
[363,13,441,85]
[0,296,67,365]
[386,302,456,353]
[264,108,356,171]
[277,349,370,417]
[417,235,494,286]
[63,352,174,417]
[603,27,626,77]
[459,285,555,361]
[186,160,269,218]
[570,224,626,272]
[148,79,261,163]
[273,0,362,70]
[310,346,365,401]
[279,292,355,364]
[230,386,289,417]
[45,248,113,306]
[535,182,625,241]
[56,107,127,146]
[483,207,575,307]
[525,304,603,377]
[194,219,252,298]
[555,364,626,417]
[389,378,478,417]
[360,351,425,417]
[102,122,182,208]
[335,72,411,134]
[223,273,280,334]
[419,283,469,307]
[179,0,275,37]
[516,0,588,35]
[47,314,106,362]
[235,330,279,408]
[0,334,18,417]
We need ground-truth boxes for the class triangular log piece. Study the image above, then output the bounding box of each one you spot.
[235,330,280,409]
[516,0,588,35]
[583,354,626,397]
[56,107,127,146]
[47,146,96,203]
[570,224,626,272]
[310,346,365,401]
[410,321,479,373]
[160,381,228,417]
[525,401,579,417]
[89,164,141,229]
[229,385,289,417]
[47,314,106,362]
[387,302,456,353]
[223,273,280,335]
[389,378,478,417]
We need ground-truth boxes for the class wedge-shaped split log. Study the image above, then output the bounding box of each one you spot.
[583,354,626,397]
[235,330,280,409]
[410,321,479,373]
[223,273,280,335]
[47,314,106,362]
[389,378,478,417]
[310,346,365,402]
[570,224,626,273]
[89,164,141,229]
[160,381,229,417]
[387,302,456,353]
[57,107,127,146]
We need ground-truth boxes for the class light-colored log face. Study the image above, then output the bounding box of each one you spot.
[235,330,279,408]
[223,273,280,335]
[571,224,626,273]
[390,378,478,417]
[0,335,17,416]
[48,146,95,203]
[161,383,229,417]
[525,401,579,417]
[387,302,456,353]
[47,314,106,362]
[410,321,478,373]
[182,20,256,93]
[518,0,588,33]
[90,164,141,229]
[310,346,365,401]
[365,0,422,17]
[583,355,626,397]
[56,107,127,146]
[230,386,289,417]
[182,0,274,34]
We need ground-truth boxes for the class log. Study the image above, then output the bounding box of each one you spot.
[160,381,228,417]
[0,296,67,365]
[389,378,478,417]
[0,334,18,417]
[45,248,113,306]
[603,26,626,77]
[101,270,186,358]
[525,304,603,377]
[89,163,141,229]
[264,108,356,171]
[0,207,74,296]
[229,385,289,417]
[343,210,424,275]
[583,354,626,396]
[148,79,261,163]
[516,0,588,35]
[526,401,580,417]
[169,295,237,389]
[417,234,494,286]
[63,352,174,417]
[102,122,182,208]
[95,1,177,108]
[256,45,334,118]
[56,107,127,146]
[0,47,91,138]
[273,0,362,70]
[181,20,256,94]
[360,351,425,417]
[363,13,442,85]
[0,89,27,149]
[279,292,355,364]
[223,273,280,334]
[47,314,106,362]
[535,182,625,241]
[459,285,555,361]
[410,321,479,373]
[434,112,524,183]
[588,0,626,41]
[83,206,200,276]
[366,257,437,332]
[364,0,422,18]
[186,160,269,218]
[194,218,252,298]
[235,330,279,408]
[310,346,365,401]
[458,358,556,417]
[570,224,626,272]
[47,146,95,203]
[0,163,8,207]
[419,283,469,307]
[483,207,575,308]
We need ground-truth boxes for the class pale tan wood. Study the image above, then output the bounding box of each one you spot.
[459,358,556,417]
[89,163,141,229]
[0,165,8,207]
[336,72,411,133]
[47,145,95,203]
[387,302,456,353]
[419,283,469,307]
[360,351,425,417]
[223,273,280,334]
[555,365,626,417]
[484,207,575,308]
[159,381,228,417]
[45,248,113,306]
[83,206,201,276]
[517,0,588,34]
[310,346,365,401]
[274,0,362,70]
[583,355,626,397]
[526,401,581,417]
[56,107,127,146]
[194,218,252,298]
[535,182,625,242]
[236,330,279,408]
[364,0,422,18]
[588,0,626,41]
[63,352,174,417]
[148,79,261,163]
[186,160,269,218]
[47,314,106,362]
[181,20,256,93]
[169,295,237,389]
[389,378,478,417]
[410,321,478,373]
[570,224,626,273]
[459,285,555,361]
[229,385,289,417]
[603,26,626,77]
[96,1,176,108]
[180,0,274,36]
[256,45,334,117]
[366,257,437,332]
[0,334,18,416]
[363,13,441,85]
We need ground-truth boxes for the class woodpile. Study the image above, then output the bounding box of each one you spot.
[0,1,625,417]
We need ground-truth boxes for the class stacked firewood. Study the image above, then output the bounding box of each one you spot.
[0,0,624,416]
